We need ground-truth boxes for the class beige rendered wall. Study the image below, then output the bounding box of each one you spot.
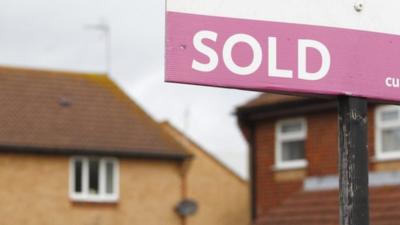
[162,124,250,225]
[0,153,183,225]
[185,146,250,225]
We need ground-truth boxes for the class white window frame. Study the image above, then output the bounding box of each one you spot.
[275,118,308,170]
[375,105,400,161]
[69,156,119,203]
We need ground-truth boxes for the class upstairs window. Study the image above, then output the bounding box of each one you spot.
[275,118,307,169]
[375,105,400,160]
[70,157,119,202]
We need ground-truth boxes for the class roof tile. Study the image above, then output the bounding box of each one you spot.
[239,93,309,109]
[256,185,400,225]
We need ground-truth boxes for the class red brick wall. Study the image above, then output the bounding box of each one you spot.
[254,117,303,217]
[306,110,338,176]
[252,106,377,218]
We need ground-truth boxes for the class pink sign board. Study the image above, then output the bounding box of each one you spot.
[166,10,400,102]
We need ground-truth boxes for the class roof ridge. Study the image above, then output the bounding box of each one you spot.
[0,65,107,77]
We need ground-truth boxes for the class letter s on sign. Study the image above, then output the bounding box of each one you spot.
[192,31,219,72]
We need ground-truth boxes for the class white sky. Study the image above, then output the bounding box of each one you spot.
[0,0,259,178]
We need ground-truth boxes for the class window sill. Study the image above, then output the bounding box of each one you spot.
[70,196,119,203]
[372,154,400,162]
[272,161,308,171]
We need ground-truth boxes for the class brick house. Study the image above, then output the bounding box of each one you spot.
[0,66,249,225]
[236,93,400,225]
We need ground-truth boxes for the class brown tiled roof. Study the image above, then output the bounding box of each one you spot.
[241,93,309,109]
[0,66,188,159]
[236,93,336,122]
[256,185,400,225]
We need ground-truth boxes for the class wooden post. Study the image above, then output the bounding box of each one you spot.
[338,96,369,225]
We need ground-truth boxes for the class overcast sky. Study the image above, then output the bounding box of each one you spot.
[0,0,259,178]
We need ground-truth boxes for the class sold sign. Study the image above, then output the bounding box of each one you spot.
[166,0,400,102]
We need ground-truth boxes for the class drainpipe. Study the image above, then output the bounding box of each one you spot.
[179,159,192,225]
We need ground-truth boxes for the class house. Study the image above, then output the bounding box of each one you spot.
[0,66,191,225]
[0,66,249,225]
[236,93,400,225]
[161,122,250,225]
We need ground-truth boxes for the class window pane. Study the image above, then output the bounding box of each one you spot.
[382,128,400,152]
[381,110,399,122]
[74,160,82,193]
[281,122,302,133]
[89,159,99,195]
[105,162,114,194]
[282,140,305,161]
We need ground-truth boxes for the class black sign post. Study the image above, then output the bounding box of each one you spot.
[338,96,370,225]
